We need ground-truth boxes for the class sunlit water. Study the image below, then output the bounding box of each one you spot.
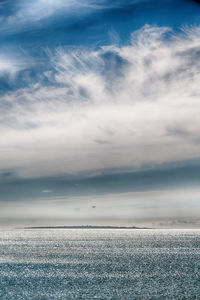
[0,229,199,299]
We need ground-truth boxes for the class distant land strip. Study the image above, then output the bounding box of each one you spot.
[23,225,149,229]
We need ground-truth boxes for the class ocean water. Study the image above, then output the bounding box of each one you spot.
[0,229,199,299]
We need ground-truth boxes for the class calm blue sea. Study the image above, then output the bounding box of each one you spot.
[0,229,199,299]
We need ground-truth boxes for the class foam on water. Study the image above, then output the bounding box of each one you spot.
[0,229,199,299]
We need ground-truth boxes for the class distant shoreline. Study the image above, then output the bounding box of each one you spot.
[24,225,149,230]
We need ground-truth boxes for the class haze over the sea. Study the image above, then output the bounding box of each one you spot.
[0,0,200,227]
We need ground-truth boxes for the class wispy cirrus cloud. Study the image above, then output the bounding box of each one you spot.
[1,25,200,178]
[0,0,95,32]
[0,0,158,33]
[0,54,27,76]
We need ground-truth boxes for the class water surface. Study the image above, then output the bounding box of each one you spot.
[0,229,199,299]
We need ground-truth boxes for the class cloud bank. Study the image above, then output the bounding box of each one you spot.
[1,25,200,178]
[1,186,200,227]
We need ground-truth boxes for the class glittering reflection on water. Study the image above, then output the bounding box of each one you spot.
[0,229,199,299]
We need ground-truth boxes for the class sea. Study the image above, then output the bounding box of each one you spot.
[0,229,199,299]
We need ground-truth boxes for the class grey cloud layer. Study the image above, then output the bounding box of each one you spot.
[1,25,200,178]
[1,186,200,226]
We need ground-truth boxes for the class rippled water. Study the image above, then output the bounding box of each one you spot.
[0,229,199,299]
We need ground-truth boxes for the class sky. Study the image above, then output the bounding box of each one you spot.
[0,0,200,227]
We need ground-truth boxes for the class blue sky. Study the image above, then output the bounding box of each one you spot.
[0,0,200,227]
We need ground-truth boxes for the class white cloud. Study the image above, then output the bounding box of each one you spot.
[1,25,200,178]
[0,54,27,77]
[0,0,103,32]
[0,0,153,32]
